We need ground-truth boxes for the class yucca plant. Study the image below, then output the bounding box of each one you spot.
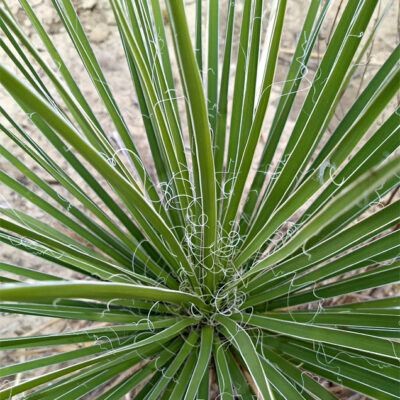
[0,0,399,398]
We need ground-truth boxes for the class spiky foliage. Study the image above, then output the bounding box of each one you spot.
[0,0,399,399]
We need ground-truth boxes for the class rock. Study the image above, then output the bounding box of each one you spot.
[81,0,97,9]
[88,22,109,43]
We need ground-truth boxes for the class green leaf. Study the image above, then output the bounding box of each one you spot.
[235,313,400,360]
[146,329,200,400]
[213,336,234,400]
[0,1,397,398]
[0,318,181,349]
[216,315,274,399]
[166,0,217,288]
[265,337,400,400]
[184,325,213,400]
[233,154,400,285]
[0,281,207,309]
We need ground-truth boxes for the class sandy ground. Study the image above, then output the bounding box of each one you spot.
[0,0,398,398]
